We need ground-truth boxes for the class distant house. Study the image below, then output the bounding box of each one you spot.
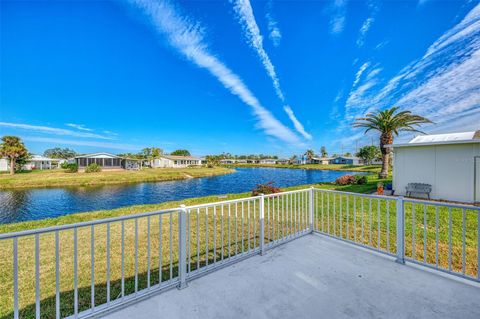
[330,156,363,165]
[276,159,289,164]
[0,155,66,171]
[389,130,480,203]
[219,159,236,164]
[258,158,277,164]
[73,153,140,170]
[309,157,333,165]
[153,155,202,168]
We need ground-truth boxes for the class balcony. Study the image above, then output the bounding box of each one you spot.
[1,188,479,319]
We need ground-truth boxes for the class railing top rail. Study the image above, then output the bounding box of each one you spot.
[0,208,179,240]
[185,195,260,209]
[314,188,395,200]
[263,188,310,198]
[403,197,480,211]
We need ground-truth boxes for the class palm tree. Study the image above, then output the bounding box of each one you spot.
[0,136,29,175]
[353,107,432,178]
[304,149,314,163]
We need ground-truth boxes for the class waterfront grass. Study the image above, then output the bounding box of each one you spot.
[1,175,477,319]
[0,167,234,189]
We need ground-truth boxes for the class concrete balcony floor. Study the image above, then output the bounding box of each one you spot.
[103,234,480,319]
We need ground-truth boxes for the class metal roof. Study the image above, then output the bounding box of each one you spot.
[389,130,480,148]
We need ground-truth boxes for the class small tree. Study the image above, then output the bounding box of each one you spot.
[43,147,76,159]
[320,146,328,157]
[0,136,29,175]
[170,149,191,156]
[304,149,314,162]
[289,155,297,164]
[356,145,381,165]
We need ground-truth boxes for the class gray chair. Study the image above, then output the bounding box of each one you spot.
[406,183,432,199]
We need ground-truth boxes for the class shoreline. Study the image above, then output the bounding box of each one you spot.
[224,163,381,173]
[0,166,235,190]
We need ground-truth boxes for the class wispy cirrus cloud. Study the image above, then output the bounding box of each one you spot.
[23,136,140,151]
[129,0,301,145]
[265,0,281,47]
[66,123,93,131]
[0,122,114,140]
[357,1,380,47]
[232,0,312,140]
[328,0,347,35]
[337,3,480,145]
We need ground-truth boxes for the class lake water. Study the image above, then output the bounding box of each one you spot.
[0,168,367,224]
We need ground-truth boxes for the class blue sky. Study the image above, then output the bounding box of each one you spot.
[1,0,479,157]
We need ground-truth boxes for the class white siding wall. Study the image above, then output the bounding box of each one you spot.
[393,143,480,203]
[0,159,8,172]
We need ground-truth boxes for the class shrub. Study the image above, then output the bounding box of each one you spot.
[335,175,356,185]
[85,163,101,173]
[252,182,281,196]
[63,163,78,173]
[356,175,367,185]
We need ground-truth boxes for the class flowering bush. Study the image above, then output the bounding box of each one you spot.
[335,175,357,185]
[85,163,101,173]
[251,182,281,196]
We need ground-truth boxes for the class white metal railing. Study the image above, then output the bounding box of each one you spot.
[0,187,478,319]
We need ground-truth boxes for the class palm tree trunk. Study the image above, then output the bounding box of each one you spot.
[9,158,15,175]
[379,133,393,179]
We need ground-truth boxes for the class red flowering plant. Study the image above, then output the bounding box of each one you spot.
[251,182,281,196]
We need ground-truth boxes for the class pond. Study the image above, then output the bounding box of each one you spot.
[0,167,368,224]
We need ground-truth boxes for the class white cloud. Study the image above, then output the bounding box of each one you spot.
[336,3,480,145]
[329,0,347,35]
[356,1,380,47]
[130,0,301,145]
[66,123,93,131]
[232,0,311,140]
[352,62,370,87]
[23,136,140,151]
[265,0,281,47]
[0,122,113,140]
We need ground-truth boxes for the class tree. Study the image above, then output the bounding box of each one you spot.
[304,149,314,161]
[344,152,352,157]
[356,145,381,165]
[170,149,191,156]
[289,155,297,164]
[353,106,431,178]
[320,146,328,157]
[44,147,76,159]
[205,155,220,167]
[0,136,29,175]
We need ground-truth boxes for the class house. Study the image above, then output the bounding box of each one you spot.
[275,159,289,164]
[258,158,277,164]
[0,155,66,171]
[309,157,333,165]
[330,156,363,165]
[219,159,236,164]
[73,153,140,170]
[389,130,480,203]
[153,155,202,168]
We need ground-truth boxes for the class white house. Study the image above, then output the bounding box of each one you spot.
[258,158,277,164]
[153,155,202,168]
[74,153,140,170]
[309,157,333,165]
[389,131,480,203]
[330,156,363,165]
[0,155,66,171]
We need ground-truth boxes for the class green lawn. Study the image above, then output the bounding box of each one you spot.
[1,174,477,319]
[0,166,234,189]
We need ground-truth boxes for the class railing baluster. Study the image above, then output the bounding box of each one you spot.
[462,208,466,275]
[55,231,60,319]
[247,201,250,250]
[206,207,210,266]
[377,199,381,249]
[159,215,163,283]
[423,205,427,264]
[321,191,324,232]
[327,193,330,234]
[135,218,138,292]
[147,217,151,288]
[386,200,390,252]
[13,237,18,319]
[107,223,111,304]
[169,212,173,279]
[354,196,357,242]
[213,206,217,264]
[35,234,40,319]
[234,203,238,256]
[361,197,364,243]
[448,207,452,271]
[333,193,336,236]
[91,225,95,309]
[228,204,232,257]
[340,194,343,238]
[369,198,372,247]
[221,205,224,261]
[254,200,257,247]
[74,228,78,318]
[412,203,416,260]
[435,207,439,268]
[346,195,349,240]
[242,201,245,252]
[121,221,125,296]
[267,197,270,245]
[197,208,200,270]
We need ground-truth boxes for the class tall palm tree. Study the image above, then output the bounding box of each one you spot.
[304,149,314,163]
[353,107,432,178]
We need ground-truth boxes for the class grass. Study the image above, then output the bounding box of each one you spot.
[0,167,234,189]
[225,163,383,173]
[1,174,477,319]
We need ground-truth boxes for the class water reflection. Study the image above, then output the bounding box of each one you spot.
[0,168,367,224]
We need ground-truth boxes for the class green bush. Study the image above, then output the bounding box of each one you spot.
[63,163,78,173]
[85,163,101,173]
[356,175,368,185]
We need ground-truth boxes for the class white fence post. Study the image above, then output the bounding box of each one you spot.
[178,204,188,289]
[259,194,266,255]
[395,196,405,264]
[309,187,314,232]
